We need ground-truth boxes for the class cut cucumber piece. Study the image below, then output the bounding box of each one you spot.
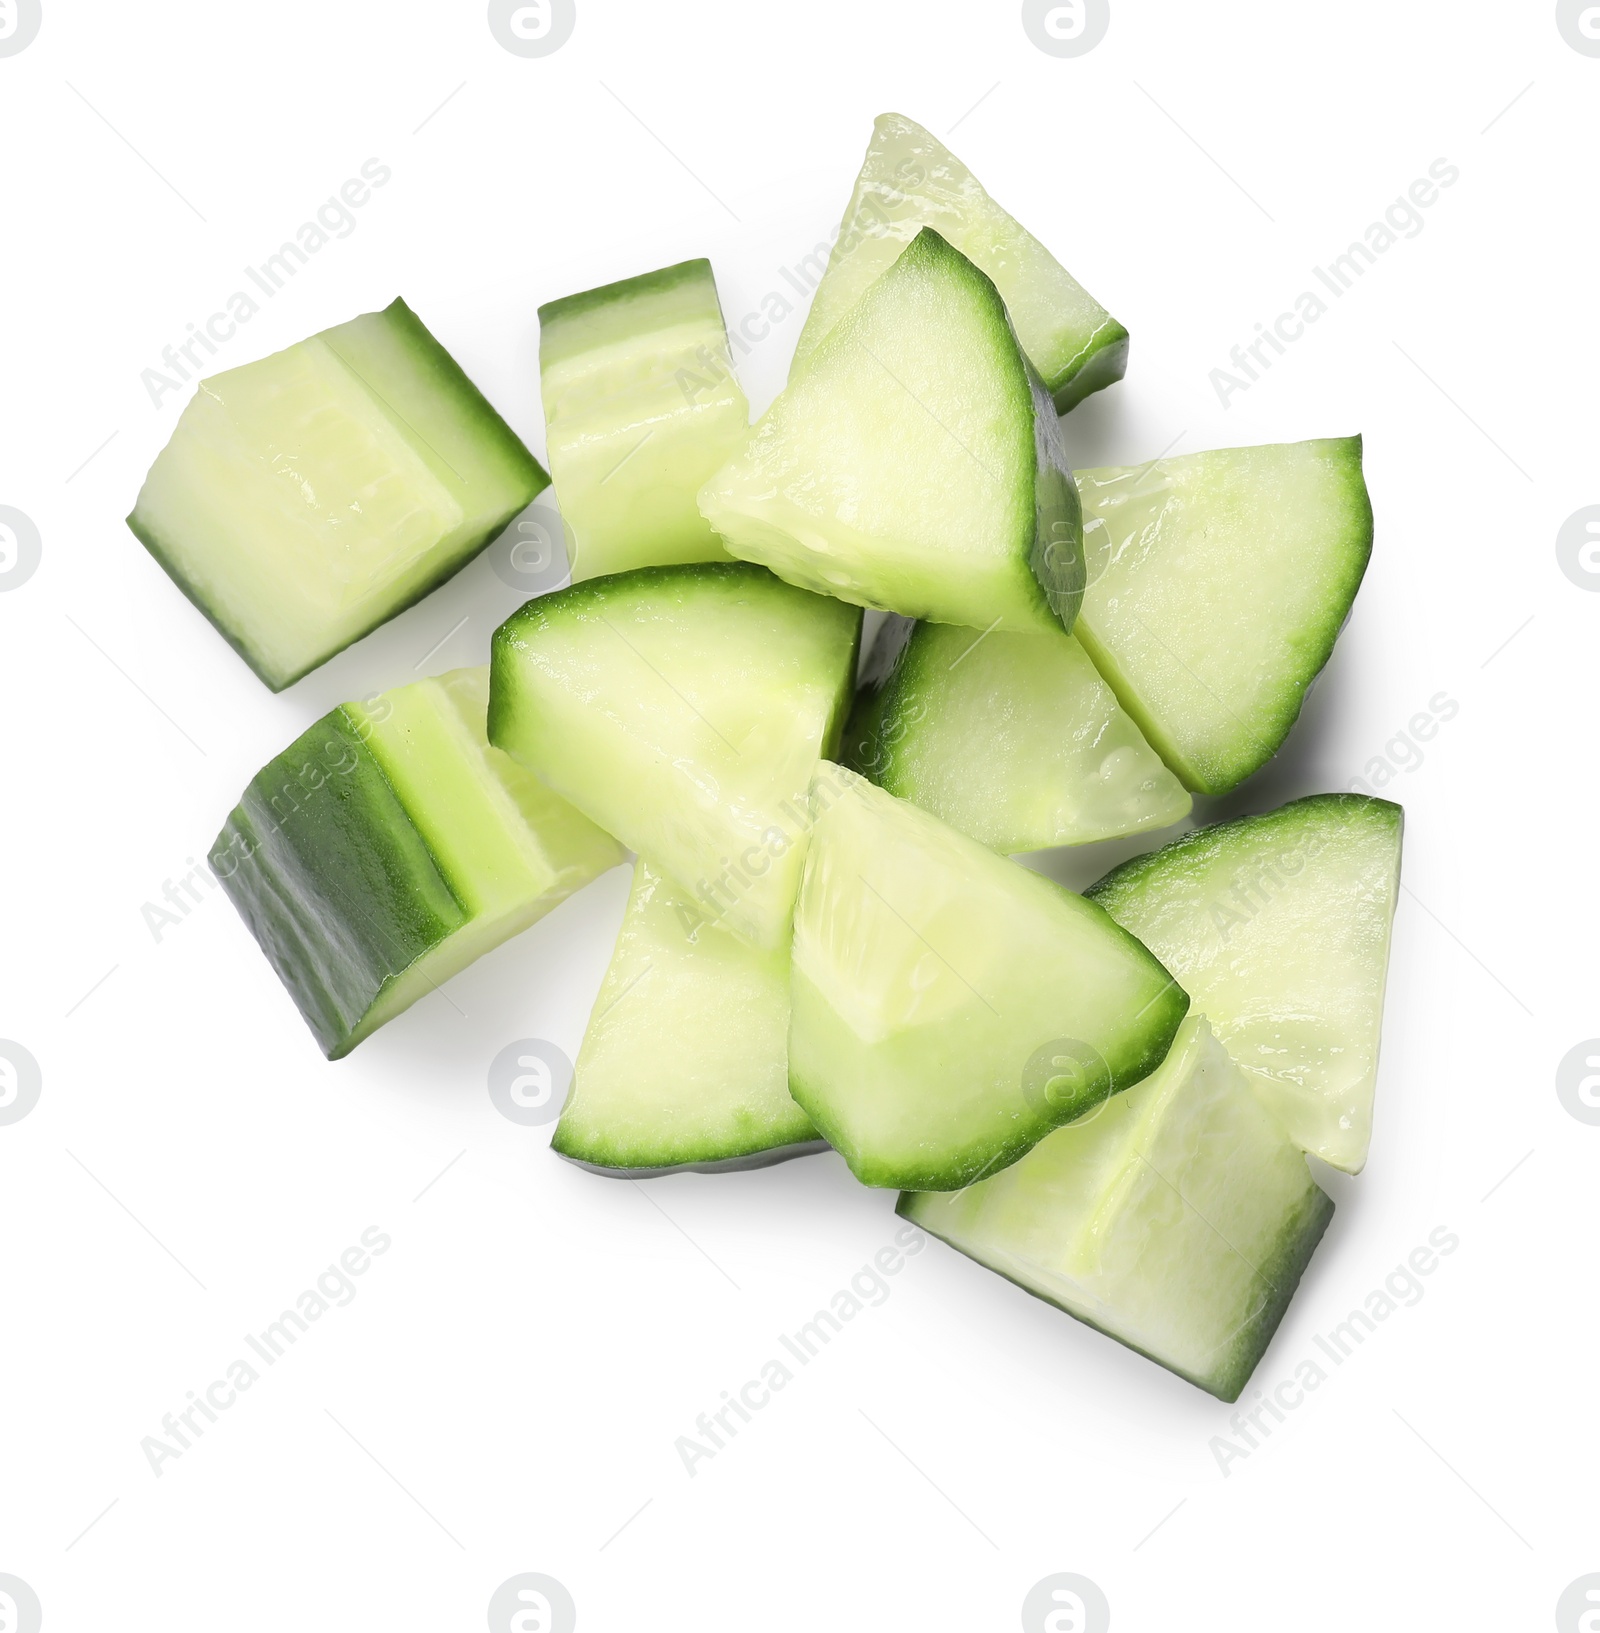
[129,300,548,691]
[1074,437,1373,795]
[700,229,1082,637]
[900,1015,1334,1401]
[1087,794,1402,1173]
[789,765,1188,1190]
[490,563,861,950]
[210,667,622,1058]
[539,259,749,581]
[552,861,823,1176]
[792,113,1128,412]
[843,616,1191,854]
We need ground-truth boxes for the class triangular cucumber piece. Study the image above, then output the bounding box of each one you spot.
[789,765,1188,1190]
[792,113,1128,412]
[844,616,1191,854]
[700,229,1083,637]
[130,300,547,691]
[211,668,623,1058]
[489,563,862,949]
[552,861,823,1175]
[900,1015,1334,1401]
[1073,437,1373,795]
[1087,794,1402,1172]
[539,258,749,580]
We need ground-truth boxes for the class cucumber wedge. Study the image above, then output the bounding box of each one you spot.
[792,113,1128,412]
[552,861,823,1176]
[843,617,1191,854]
[539,259,749,581]
[490,564,862,949]
[130,300,548,691]
[900,1016,1334,1402]
[210,668,623,1058]
[700,229,1083,636]
[1074,438,1373,795]
[1087,794,1402,1173]
[789,765,1188,1190]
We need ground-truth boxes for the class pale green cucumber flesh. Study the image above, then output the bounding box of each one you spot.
[130,299,548,690]
[539,259,749,580]
[788,765,1188,1190]
[211,667,622,1057]
[844,617,1191,853]
[1074,437,1373,795]
[700,228,1083,636]
[900,1016,1333,1401]
[1087,793,1402,1172]
[792,112,1128,412]
[489,563,862,950]
[552,861,820,1174]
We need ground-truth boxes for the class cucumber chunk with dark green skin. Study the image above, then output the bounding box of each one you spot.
[539,258,749,580]
[1074,437,1374,795]
[843,616,1191,854]
[701,229,1084,637]
[792,113,1128,412]
[552,861,823,1176]
[1087,793,1403,1172]
[211,668,623,1058]
[490,562,862,950]
[900,1016,1334,1402]
[788,764,1189,1191]
[130,300,549,691]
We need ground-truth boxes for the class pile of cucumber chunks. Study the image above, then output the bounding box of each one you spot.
[133,115,1402,1403]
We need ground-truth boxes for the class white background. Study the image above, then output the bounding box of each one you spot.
[1,2,1594,1628]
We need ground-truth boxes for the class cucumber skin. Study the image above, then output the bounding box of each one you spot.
[791,959,1189,1194]
[794,113,1129,414]
[368,299,550,500]
[1051,327,1130,415]
[538,257,713,335]
[553,1139,830,1180]
[1075,436,1373,795]
[898,1180,1333,1402]
[841,615,918,785]
[706,229,1083,638]
[788,770,1191,1193]
[1026,348,1085,628]
[1086,792,1402,1173]
[128,299,550,693]
[908,228,1084,633]
[209,709,463,1058]
[127,507,292,690]
[1085,792,1403,911]
[488,561,863,767]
